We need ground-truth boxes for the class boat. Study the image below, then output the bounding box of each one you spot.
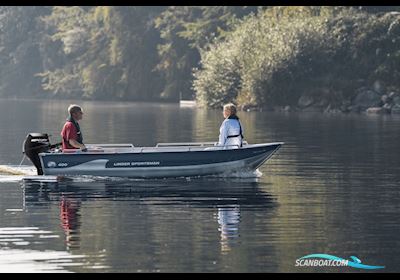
[179,92,197,107]
[179,100,197,107]
[23,133,283,178]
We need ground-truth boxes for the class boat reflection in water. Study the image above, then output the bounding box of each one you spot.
[21,176,277,255]
[22,178,83,251]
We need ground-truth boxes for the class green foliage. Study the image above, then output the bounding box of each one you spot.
[155,6,260,101]
[37,6,165,100]
[194,7,400,109]
[0,5,399,108]
[0,6,51,97]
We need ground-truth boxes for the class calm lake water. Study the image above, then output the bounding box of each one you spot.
[0,99,399,272]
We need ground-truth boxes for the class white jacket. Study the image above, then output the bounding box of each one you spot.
[218,118,243,148]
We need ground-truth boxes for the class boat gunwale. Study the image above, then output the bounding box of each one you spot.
[38,142,284,157]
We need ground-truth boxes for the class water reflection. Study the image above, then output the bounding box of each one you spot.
[21,176,277,267]
[217,206,240,254]
[21,180,82,251]
[0,99,398,272]
[59,196,81,251]
[22,177,275,208]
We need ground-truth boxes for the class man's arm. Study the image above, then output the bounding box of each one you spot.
[69,139,86,150]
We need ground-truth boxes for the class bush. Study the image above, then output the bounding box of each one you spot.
[193,7,400,109]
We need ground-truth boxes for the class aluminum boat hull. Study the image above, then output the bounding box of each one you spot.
[39,143,282,178]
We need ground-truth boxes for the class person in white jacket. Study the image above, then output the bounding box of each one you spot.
[218,103,244,148]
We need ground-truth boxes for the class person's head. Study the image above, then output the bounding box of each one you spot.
[68,104,83,121]
[223,103,237,119]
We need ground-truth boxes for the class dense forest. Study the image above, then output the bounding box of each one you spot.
[1,6,400,113]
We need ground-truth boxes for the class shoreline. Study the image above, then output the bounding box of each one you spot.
[1,96,400,116]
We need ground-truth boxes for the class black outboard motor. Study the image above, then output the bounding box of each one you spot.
[23,133,51,175]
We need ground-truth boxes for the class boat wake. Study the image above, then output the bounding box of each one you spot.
[215,168,263,179]
[0,164,263,184]
[0,165,37,183]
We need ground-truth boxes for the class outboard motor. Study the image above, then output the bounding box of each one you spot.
[23,133,51,175]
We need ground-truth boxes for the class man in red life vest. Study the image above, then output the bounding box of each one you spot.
[61,104,87,152]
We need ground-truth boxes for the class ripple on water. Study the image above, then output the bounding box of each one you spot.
[0,227,109,272]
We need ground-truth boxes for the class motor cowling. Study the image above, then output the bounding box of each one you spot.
[23,133,51,175]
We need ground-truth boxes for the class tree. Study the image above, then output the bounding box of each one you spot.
[194,6,400,109]
[0,6,51,97]
[155,6,260,101]
[38,6,165,100]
